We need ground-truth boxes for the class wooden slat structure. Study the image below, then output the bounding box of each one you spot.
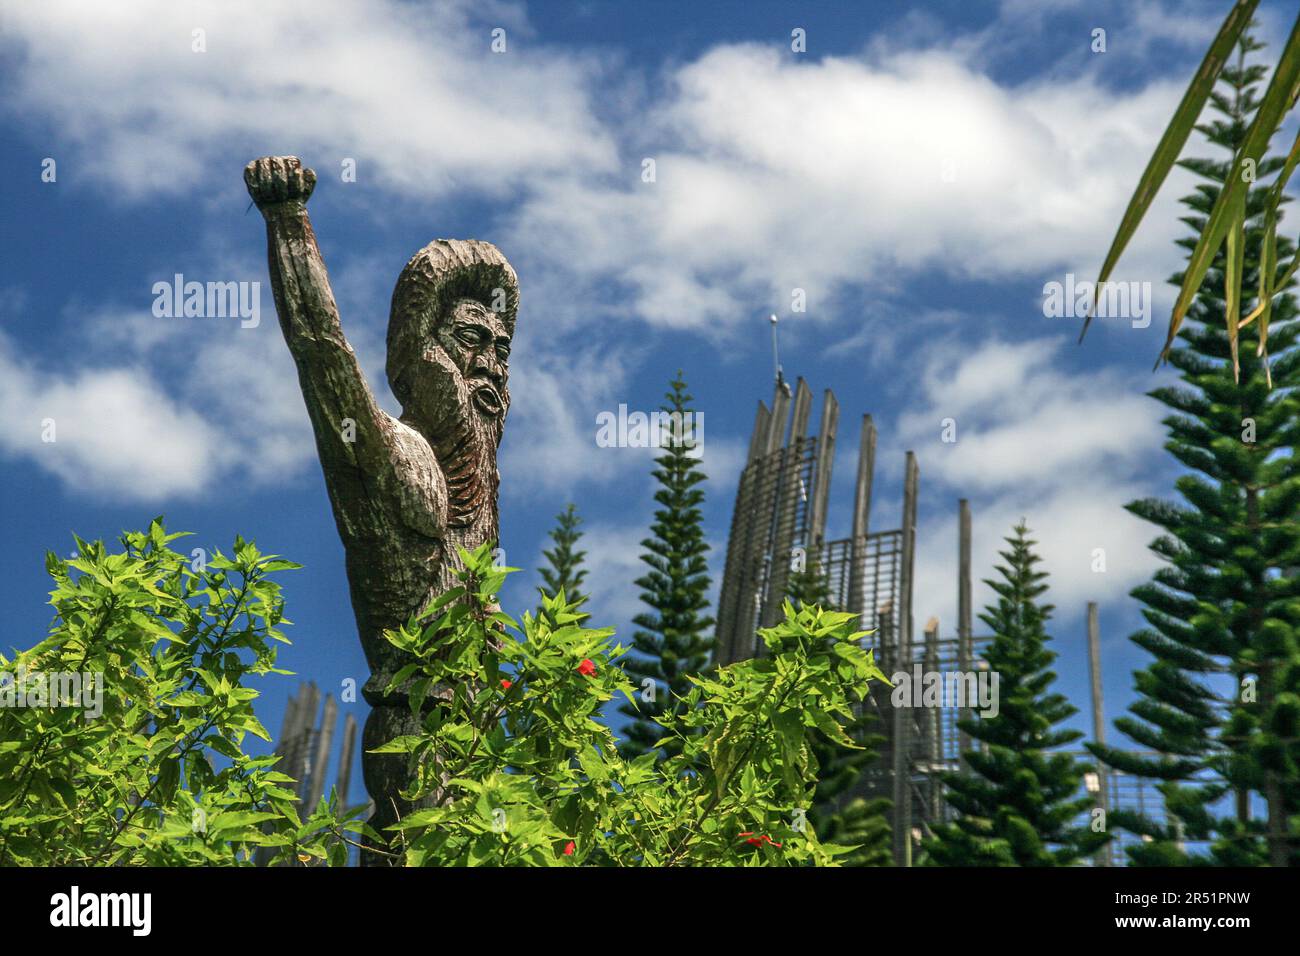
[257,683,360,865]
[714,378,1180,866]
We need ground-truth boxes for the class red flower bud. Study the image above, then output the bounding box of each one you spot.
[563,840,576,856]
[577,659,597,677]
[500,679,512,690]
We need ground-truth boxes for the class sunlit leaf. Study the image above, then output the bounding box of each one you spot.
[1081,0,1260,342]
[1160,9,1300,366]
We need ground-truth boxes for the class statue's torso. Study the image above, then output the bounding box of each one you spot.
[318,412,499,706]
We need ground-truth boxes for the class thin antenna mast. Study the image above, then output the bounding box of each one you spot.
[769,313,783,385]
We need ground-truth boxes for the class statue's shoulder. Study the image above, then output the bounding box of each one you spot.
[382,415,449,540]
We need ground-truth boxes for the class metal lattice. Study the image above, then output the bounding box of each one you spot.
[711,377,1184,867]
[715,434,819,664]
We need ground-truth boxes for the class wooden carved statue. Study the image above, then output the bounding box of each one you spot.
[244,156,516,863]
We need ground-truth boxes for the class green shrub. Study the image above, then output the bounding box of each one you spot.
[0,524,887,867]
[0,520,362,866]
[379,543,888,866]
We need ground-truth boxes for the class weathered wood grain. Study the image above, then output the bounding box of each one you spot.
[245,156,516,863]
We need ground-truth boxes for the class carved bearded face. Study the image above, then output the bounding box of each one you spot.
[436,298,511,421]
[395,295,512,530]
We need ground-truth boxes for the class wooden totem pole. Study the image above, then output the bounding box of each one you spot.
[244,156,516,863]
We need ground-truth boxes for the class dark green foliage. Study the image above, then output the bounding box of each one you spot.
[1091,33,1300,867]
[3,528,891,868]
[787,564,892,866]
[786,563,834,613]
[925,523,1107,866]
[618,373,714,761]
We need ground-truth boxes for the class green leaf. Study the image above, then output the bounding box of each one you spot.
[1158,8,1300,365]
[367,735,423,755]
[1224,187,1244,380]
[1082,0,1260,342]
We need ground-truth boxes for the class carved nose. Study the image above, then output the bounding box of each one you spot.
[474,354,503,386]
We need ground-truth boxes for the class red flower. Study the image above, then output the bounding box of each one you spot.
[563,840,576,856]
[500,679,512,690]
[577,659,597,677]
[739,831,783,848]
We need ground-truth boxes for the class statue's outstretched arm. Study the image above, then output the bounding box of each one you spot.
[244,156,393,478]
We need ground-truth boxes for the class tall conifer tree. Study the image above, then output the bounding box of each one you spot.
[924,523,1105,866]
[536,503,589,624]
[1091,32,1300,866]
[618,373,714,760]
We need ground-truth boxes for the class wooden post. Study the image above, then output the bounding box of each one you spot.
[847,415,876,623]
[892,452,919,866]
[747,401,772,462]
[337,713,358,806]
[733,381,793,661]
[274,687,303,771]
[257,687,309,865]
[1086,602,1111,866]
[763,378,813,625]
[283,684,318,798]
[307,694,339,809]
[924,617,942,823]
[899,453,919,664]
[301,684,323,798]
[807,390,839,552]
[715,401,771,665]
[957,499,973,757]
[765,379,792,456]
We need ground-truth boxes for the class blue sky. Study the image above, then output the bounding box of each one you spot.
[1,0,1293,805]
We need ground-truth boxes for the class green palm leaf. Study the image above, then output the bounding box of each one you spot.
[1081,0,1260,342]
[1158,8,1300,367]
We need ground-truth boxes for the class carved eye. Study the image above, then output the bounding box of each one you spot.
[457,328,483,347]
[495,345,510,363]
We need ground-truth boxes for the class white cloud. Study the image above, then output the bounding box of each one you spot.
[506,41,1197,334]
[0,333,225,500]
[6,0,1204,336]
[894,335,1168,628]
[180,320,320,482]
[898,337,1166,492]
[1,256,328,500]
[499,343,637,499]
[0,0,1224,501]
[574,521,652,630]
[909,481,1161,636]
[2,0,616,202]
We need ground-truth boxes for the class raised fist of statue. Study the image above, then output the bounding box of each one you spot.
[244,155,316,211]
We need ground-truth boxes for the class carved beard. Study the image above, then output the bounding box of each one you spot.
[433,377,506,529]
[402,350,508,531]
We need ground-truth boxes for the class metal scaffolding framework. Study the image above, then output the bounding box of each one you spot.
[713,374,1175,866]
[255,682,359,865]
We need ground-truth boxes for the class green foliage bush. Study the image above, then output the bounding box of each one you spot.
[0,520,362,866]
[378,543,888,865]
[0,524,887,867]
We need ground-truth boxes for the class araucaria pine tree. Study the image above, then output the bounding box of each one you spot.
[924,523,1106,866]
[618,373,714,760]
[787,565,892,866]
[1091,32,1300,867]
[536,503,589,624]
